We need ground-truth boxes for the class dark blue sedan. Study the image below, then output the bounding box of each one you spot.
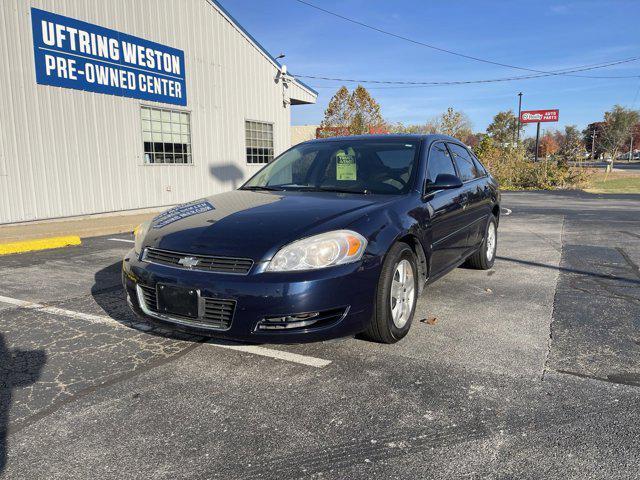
[123,135,500,343]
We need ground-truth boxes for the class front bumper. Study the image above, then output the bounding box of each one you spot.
[122,249,380,343]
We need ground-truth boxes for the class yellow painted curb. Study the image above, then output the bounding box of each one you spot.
[0,236,82,255]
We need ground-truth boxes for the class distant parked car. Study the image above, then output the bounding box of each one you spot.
[123,135,500,344]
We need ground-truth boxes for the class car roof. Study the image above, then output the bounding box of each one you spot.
[301,134,464,145]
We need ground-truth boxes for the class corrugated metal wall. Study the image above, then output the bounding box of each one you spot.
[0,0,312,224]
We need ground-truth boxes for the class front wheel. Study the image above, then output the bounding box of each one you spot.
[363,243,418,344]
[466,215,497,270]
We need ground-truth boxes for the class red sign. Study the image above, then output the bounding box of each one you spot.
[520,109,559,123]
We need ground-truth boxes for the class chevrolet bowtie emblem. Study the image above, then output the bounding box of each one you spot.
[178,256,200,268]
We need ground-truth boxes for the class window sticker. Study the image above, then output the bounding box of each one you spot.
[336,148,357,181]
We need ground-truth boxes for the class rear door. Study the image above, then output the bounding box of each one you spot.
[422,142,468,276]
[447,143,490,248]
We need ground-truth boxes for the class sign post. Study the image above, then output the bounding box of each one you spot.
[520,109,559,162]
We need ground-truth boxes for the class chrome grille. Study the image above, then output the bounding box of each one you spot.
[143,248,253,274]
[138,284,235,329]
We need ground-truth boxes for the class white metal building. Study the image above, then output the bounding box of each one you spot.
[0,0,317,224]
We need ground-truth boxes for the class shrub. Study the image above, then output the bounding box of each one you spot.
[474,137,592,190]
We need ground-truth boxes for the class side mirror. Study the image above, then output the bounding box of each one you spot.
[424,173,463,194]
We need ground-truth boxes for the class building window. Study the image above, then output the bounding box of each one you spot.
[141,106,192,164]
[245,120,274,164]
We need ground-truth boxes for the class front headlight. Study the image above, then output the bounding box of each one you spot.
[134,221,151,255]
[266,230,367,272]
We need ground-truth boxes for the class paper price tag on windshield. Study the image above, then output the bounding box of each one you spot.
[336,150,357,181]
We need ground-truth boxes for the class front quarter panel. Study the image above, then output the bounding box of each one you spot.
[346,193,427,271]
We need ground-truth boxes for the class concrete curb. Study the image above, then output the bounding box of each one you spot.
[0,208,166,243]
[0,236,82,255]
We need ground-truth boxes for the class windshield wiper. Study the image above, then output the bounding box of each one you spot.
[240,185,285,191]
[309,186,370,195]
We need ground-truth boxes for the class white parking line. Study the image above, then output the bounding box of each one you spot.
[108,238,135,243]
[0,295,129,327]
[0,295,331,368]
[211,343,332,368]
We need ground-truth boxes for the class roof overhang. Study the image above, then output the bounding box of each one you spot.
[206,0,317,105]
[288,77,317,105]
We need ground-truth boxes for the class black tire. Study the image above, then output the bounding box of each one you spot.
[466,215,497,270]
[363,242,418,344]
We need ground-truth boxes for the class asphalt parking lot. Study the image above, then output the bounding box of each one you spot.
[1,191,639,479]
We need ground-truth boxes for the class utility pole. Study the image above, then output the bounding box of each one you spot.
[516,92,523,143]
[591,128,597,161]
[630,134,634,163]
[534,122,541,162]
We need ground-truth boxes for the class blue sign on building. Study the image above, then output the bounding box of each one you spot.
[30,8,187,106]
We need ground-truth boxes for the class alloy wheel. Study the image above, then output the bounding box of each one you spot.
[390,259,415,329]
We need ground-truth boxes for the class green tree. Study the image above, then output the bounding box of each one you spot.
[582,122,605,159]
[557,125,585,164]
[522,137,537,158]
[318,85,385,137]
[486,110,521,145]
[599,105,640,166]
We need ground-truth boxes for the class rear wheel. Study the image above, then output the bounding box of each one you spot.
[364,243,418,343]
[466,215,497,270]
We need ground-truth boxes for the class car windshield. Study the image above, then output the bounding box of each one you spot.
[242,139,420,195]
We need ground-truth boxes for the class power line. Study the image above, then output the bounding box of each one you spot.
[294,56,640,88]
[293,0,640,80]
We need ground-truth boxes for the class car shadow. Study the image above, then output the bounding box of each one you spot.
[90,262,259,346]
[0,335,46,474]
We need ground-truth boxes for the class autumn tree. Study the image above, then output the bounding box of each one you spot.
[599,105,640,165]
[317,86,351,137]
[389,121,438,135]
[348,85,386,135]
[486,110,522,145]
[435,107,473,139]
[318,85,385,137]
[391,108,474,142]
[538,131,559,158]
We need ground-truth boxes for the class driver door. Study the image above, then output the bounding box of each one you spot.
[420,142,468,277]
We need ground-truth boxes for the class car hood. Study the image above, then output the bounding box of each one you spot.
[143,190,393,260]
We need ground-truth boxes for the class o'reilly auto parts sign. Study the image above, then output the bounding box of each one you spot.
[520,109,559,123]
[30,8,187,106]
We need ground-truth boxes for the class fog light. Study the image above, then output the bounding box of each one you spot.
[258,312,321,330]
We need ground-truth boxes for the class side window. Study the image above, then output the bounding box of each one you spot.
[448,143,481,182]
[426,143,457,184]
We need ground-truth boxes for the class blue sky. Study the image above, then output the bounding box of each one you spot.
[223,0,640,137]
